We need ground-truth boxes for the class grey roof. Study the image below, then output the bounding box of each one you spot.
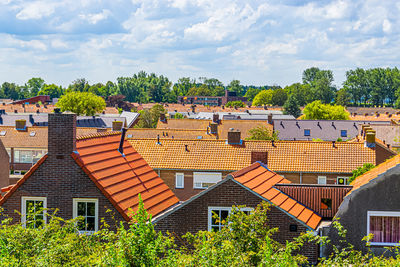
[183,111,294,121]
[120,111,140,128]
[274,120,391,141]
[0,113,126,128]
[368,124,400,148]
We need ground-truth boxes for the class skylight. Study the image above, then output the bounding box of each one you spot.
[0,130,6,136]
[29,131,36,137]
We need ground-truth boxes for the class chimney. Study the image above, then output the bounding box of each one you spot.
[227,129,242,145]
[118,128,127,154]
[212,113,219,124]
[159,113,167,123]
[267,114,273,124]
[29,114,34,125]
[15,119,26,131]
[112,121,123,131]
[97,128,107,133]
[365,130,376,148]
[210,122,218,134]
[251,151,268,164]
[48,111,76,157]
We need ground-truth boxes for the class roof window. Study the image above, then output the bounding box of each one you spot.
[340,130,347,137]
[29,131,36,137]
[304,129,311,136]
[0,130,6,136]
[127,134,133,138]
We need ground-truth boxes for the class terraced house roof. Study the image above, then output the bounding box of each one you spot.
[230,163,322,229]
[125,128,217,140]
[128,139,376,173]
[73,133,179,219]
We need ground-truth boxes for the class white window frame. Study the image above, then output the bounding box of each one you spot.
[318,176,327,185]
[21,196,47,228]
[337,177,349,185]
[367,211,400,246]
[175,173,184,189]
[193,172,222,189]
[73,198,99,234]
[208,206,253,231]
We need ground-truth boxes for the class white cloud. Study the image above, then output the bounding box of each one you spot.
[383,19,392,33]
[79,9,111,24]
[16,1,57,20]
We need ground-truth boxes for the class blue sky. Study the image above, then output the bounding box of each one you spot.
[0,0,399,87]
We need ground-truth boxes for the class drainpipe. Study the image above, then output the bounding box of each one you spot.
[299,172,303,184]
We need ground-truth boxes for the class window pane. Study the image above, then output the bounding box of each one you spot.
[211,210,219,225]
[77,202,86,216]
[87,202,95,217]
[370,216,400,243]
[86,217,95,231]
[212,226,219,232]
[220,210,229,221]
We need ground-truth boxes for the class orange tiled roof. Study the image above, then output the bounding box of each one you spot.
[231,163,322,229]
[125,128,217,140]
[350,154,400,194]
[0,126,102,148]
[128,139,376,173]
[73,133,179,219]
[157,119,273,139]
[0,104,118,114]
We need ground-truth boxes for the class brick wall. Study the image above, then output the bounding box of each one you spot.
[154,179,318,263]
[159,169,231,201]
[0,139,9,190]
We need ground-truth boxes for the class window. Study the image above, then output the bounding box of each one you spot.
[193,172,222,189]
[175,173,184,189]
[367,211,400,246]
[304,129,311,136]
[14,149,47,164]
[289,224,298,232]
[318,176,327,185]
[340,130,347,138]
[208,207,252,231]
[73,199,98,233]
[321,198,332,210]
[21,196,47,228]
[337,177,349,185]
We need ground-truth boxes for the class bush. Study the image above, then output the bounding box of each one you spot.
[348,163,375,184]
[246,126,278,141]
[225,101,245,108]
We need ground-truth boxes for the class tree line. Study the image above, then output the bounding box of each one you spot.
[1,67,400,108]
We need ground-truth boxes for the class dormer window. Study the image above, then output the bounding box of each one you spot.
[340,130,347,138]
[304,129,311,136]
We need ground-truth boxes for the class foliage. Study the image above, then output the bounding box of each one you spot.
[348,163,375,184]
[302,101,349,120]
[56,91,106,116]
[228,80,243,96]
[302,67,336,104]
[246,125,278,141]
[283,94,301,118]
[135,104,166,128]
[225,100,246,108]
[173,113,185,119]
[244,87,261,102]
[271,88,288,106]
[335,88,351,106]
[284,83,313,106]
[252,90,273,106]
[38,84,63,98]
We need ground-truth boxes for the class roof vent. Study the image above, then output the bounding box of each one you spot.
[332,141,336,148]
[0,130,6,136]
[185,144,189,151]
[317,121,321,128]
[118,128,127,155]
[271,140,276,147]
[296,121,300,128]
[331,121,336,129]
[157,134,161,145]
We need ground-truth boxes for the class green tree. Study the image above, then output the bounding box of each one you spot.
[302,100,349,120]
[284,83,313,106]
[135,104,166,128]
[56,91,106,115]
[348,163,375,184]
[270,88,287,106]
[303,67,335,104]
[225,101,245,108]
[343,68,370,106]
[26,77,45,97]
[335,88,351,106]
[38,84,64,98]
[1,82,21,100]
[172,77,196,97]
[302,67,321,85]
[187,84,212,96]
[228,80,243,96]
[68,78,90,92]
[283,94,301,118]
[252,90,273,106]
[246,125,278,140]
[244,87,261,102]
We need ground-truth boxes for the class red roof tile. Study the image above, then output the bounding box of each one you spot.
[231,162,322,229]
[73,133,179,220]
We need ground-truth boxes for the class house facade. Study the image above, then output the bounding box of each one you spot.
[0,139,9,190]
[326,155,400,256]
[0,112,178,231]
[154,162,322,264]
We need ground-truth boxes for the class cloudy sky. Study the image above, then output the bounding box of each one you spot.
[0,0,399,87]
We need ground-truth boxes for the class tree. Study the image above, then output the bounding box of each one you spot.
[348,163,375,184]
[26,77,45,97]
[283,95,301,118]
[246,126,278,141]
[135,104,166,128]
[303,67,335,104]
[284,83,313,106]
[56,91,106,115]
[252,90,273,106]
[343,68,370,106]
[270,88,287,106]
[302,67,321,84]
[228,80,243,96]
[225,101,245,108]
[335,88,351,106]
[38,84,64,98]
[1,82,21,100]
[187,84,212,96]
[244,87,261,102]
[302,100,349,120]
[68,78,90,92]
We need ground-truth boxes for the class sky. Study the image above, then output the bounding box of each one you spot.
[0,0,399,88]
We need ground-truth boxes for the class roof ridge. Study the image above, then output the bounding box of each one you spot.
[230,162,261,178]
[77,131,121,140]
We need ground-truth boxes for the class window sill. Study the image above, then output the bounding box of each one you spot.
[369,242,400,246]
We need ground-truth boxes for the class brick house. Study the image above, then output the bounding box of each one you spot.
[154,162,322,264]
[0,112,178,232]
[0,139,9,191]
[129,129,395,201]
[325,154,400,257]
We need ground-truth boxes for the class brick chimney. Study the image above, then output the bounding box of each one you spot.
[15,119,26,131]
[159,113,167,123]
[210,122,218,134]
[251,151,268,164]
[112,121,123,131]
[365,130,376,148]
[267,113,273,124]
[48,110,76,157]
[212,113,219,124]
[227,129,242,145]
